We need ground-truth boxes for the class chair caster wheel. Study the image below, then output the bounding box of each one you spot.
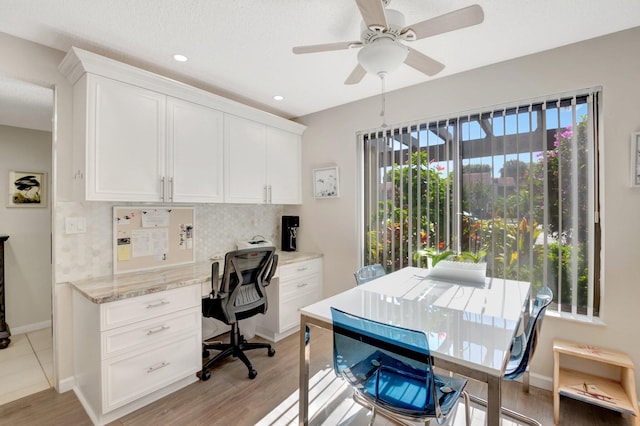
[199,370,211,381]
[248,369,257,379]
[268,348,276,357]
[202,350,210,358]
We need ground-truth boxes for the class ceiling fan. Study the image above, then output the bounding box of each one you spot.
[292,0,484,85]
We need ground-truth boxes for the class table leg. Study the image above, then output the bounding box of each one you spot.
[298,316,310,426]
[487,374,502,426]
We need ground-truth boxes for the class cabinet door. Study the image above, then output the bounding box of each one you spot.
[87,74,166,201]
[167,98,224,203]
[224,114,267,203]
[266,127,302,204]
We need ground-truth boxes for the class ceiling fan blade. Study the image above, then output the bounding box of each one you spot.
[292,41,362,54]
[404,4,484,40]
[344,64,367,85]
[355,0,388,30]
[404,47,445,76]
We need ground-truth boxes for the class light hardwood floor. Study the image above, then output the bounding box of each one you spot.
[0,327,632,425]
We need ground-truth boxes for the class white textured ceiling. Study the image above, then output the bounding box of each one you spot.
[0,76,53,132]
[1,0,640,131]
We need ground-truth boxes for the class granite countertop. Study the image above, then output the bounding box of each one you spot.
[70,251,323,304]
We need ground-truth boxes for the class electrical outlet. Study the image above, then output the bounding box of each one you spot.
[65,217,86,234]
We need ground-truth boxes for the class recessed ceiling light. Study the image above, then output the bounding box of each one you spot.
[173,54,188,62]
[273,95,284,101]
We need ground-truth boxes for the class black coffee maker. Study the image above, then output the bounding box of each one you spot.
[281,216,299,251]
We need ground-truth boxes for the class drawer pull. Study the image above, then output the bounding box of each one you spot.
[297,267,308,272]
[146,361,170,373]
[297,283,309,288]
[146,325,170,335]
[146,300,170,309]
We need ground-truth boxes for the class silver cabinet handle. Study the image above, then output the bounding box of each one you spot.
[297,267,308,272]
[146,361,170,373]
[161,176,166,201]
[297,282,309,288]
[146,325,170,335]
[268,185,272,203]
[169,177,174,202]
[263,185,268,203]
[146,300,170,309]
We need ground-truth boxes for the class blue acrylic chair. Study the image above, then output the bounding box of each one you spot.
[468,286,553,426]
[306,264,386,346]
[354,263,386,285]
[331,307,470,426]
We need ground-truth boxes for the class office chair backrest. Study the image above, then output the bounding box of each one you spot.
[354,263,386,285]
[331,307,457,421]
[504,286,553,380]
[207,247,277,324]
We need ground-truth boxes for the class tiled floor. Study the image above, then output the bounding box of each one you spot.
[0,328,52,406]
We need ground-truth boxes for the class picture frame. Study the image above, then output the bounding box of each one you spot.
[8,171,46,207]
[631,133,640,187]
[313,166,339,198]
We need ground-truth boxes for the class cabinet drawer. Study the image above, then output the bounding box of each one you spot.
[100,285,200,330]
[102,307,200,359]
[279,271,321,301]
[278,258,321,282]
[280,287,323,333]
[103,332,200,412]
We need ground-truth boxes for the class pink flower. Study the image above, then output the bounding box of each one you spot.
[437,165,445,171]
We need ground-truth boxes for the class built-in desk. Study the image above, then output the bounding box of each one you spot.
[70,251,321,425]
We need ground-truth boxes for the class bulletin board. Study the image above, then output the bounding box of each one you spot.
[113,206,195,274]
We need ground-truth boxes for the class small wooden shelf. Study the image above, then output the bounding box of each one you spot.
[553,339,639,425]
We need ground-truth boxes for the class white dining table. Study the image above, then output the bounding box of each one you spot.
[298,266,531,426]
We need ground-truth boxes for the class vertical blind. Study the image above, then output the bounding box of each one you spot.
[361,88,601,318]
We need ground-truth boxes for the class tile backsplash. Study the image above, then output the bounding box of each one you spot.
[55,201,283,282]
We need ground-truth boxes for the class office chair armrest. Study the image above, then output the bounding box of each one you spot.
[263,254,278,287]
[210,261,221,298]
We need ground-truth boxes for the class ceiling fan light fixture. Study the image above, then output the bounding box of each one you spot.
[357,39,408,76]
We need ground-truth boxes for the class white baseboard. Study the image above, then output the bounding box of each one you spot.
[529,372,553,391]
[57,376,75,393]
[11,320,52,335]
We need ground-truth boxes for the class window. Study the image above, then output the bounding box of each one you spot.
[361,89,601,318]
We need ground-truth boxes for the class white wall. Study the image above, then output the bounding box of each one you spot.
[293,26,640,391]
[0,125,52,331]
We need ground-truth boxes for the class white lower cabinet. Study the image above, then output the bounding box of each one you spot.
[73,285,201,425]
[256,257,323,342]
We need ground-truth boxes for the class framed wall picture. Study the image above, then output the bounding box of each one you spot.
[8,171,46,207]
[632,133,640,187]
[313,166,339,198]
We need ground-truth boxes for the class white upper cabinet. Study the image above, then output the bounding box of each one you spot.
[78,74,167,201]
[266,126,301,204]
[224,114,267,203]
[224,115,302,204]
[60,47,305,204]
[167,98,224,203]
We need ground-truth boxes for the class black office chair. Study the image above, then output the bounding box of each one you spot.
[199,247,278,381]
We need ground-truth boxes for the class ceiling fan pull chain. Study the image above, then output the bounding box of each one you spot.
[380,73,387,128]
